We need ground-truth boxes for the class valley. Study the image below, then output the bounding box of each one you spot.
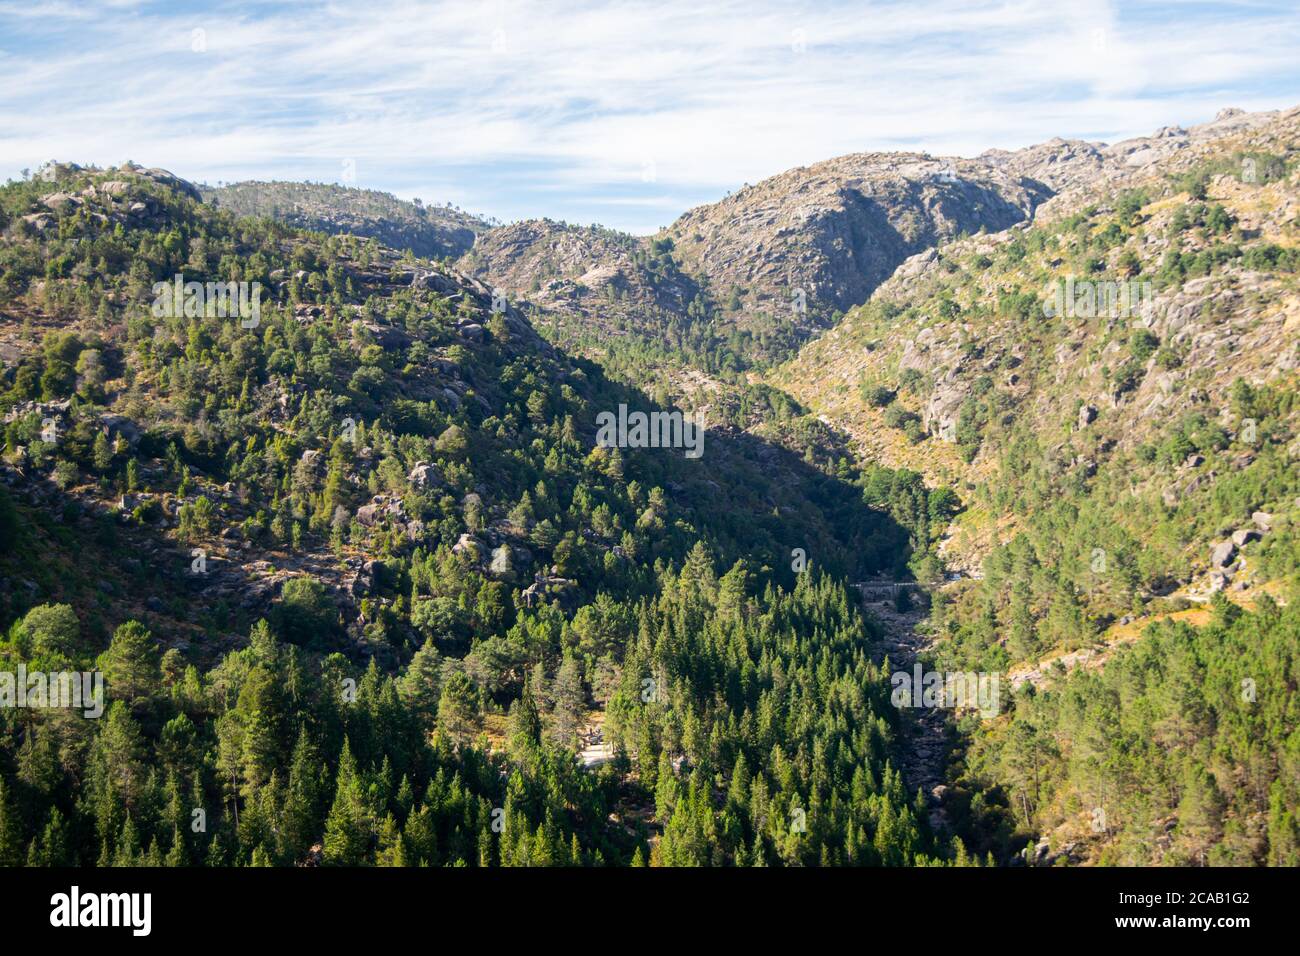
[1,103,1298,869]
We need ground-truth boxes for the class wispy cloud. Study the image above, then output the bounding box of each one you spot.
[1,0,1297,232]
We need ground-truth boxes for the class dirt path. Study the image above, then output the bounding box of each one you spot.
[862,597,950,833]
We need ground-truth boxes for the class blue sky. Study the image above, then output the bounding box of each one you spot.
[1,0,1298,234]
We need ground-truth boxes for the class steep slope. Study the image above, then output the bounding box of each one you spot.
[461,157,1057,373]
[776,107,1300,864]
[0,159,958,868]
[777,105,1300,576]
[2,162,916,647]
[456,219,715,367]
[662,152,1051,331]
[202,181,490,260]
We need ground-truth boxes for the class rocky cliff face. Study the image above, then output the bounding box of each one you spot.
[662,152,1052,326]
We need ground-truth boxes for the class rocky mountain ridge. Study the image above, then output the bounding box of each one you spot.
[462,107,1295,373]
[202,180,491,261]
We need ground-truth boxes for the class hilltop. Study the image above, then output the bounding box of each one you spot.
[202,181,491,261]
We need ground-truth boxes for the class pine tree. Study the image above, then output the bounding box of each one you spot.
[92,430,113,472]
[551,656,585,749]
[506,686,543,770]
[323,740,372,866]
[436,671,481,748]
[0,778,24,867]
[398,638,442,725]
[1176,761,1226,864]
[100,620,159,708]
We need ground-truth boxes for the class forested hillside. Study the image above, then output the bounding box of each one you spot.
[952,595,1300,866]
[777,107,1300,864]
[202,181,489,262]
[2,106,1298,871]
[0,161,958,866]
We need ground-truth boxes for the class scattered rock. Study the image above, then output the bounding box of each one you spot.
[41,192,81,212]
[1210,540,1236,568]
[456,322,486,343]
[407,461,439,488]
[360,322,412,350]
[452,533,483,558]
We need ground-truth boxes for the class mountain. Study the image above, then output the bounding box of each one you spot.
[775,105,1300,864]
[458,155,1055,372]
[978,106,1287,193]
[0,158,951,868]
[192,108,1295,388]
[456,219,734,385]
[660,152,1048,328]
[776,104,1300,575]
[462,106,1295,379]
[201,181,490,261]
[2,104,1297,871]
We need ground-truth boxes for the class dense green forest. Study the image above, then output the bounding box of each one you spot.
[0,562,965,867]
[950,595,1300,866]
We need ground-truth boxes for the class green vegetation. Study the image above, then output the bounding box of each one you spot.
[0,164,967,867]
[954,597,1300,866]
[201,181,489,261]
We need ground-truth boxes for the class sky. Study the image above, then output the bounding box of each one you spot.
[1,0,1298,234]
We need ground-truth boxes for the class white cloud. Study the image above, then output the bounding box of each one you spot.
[0,0,1296,232]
